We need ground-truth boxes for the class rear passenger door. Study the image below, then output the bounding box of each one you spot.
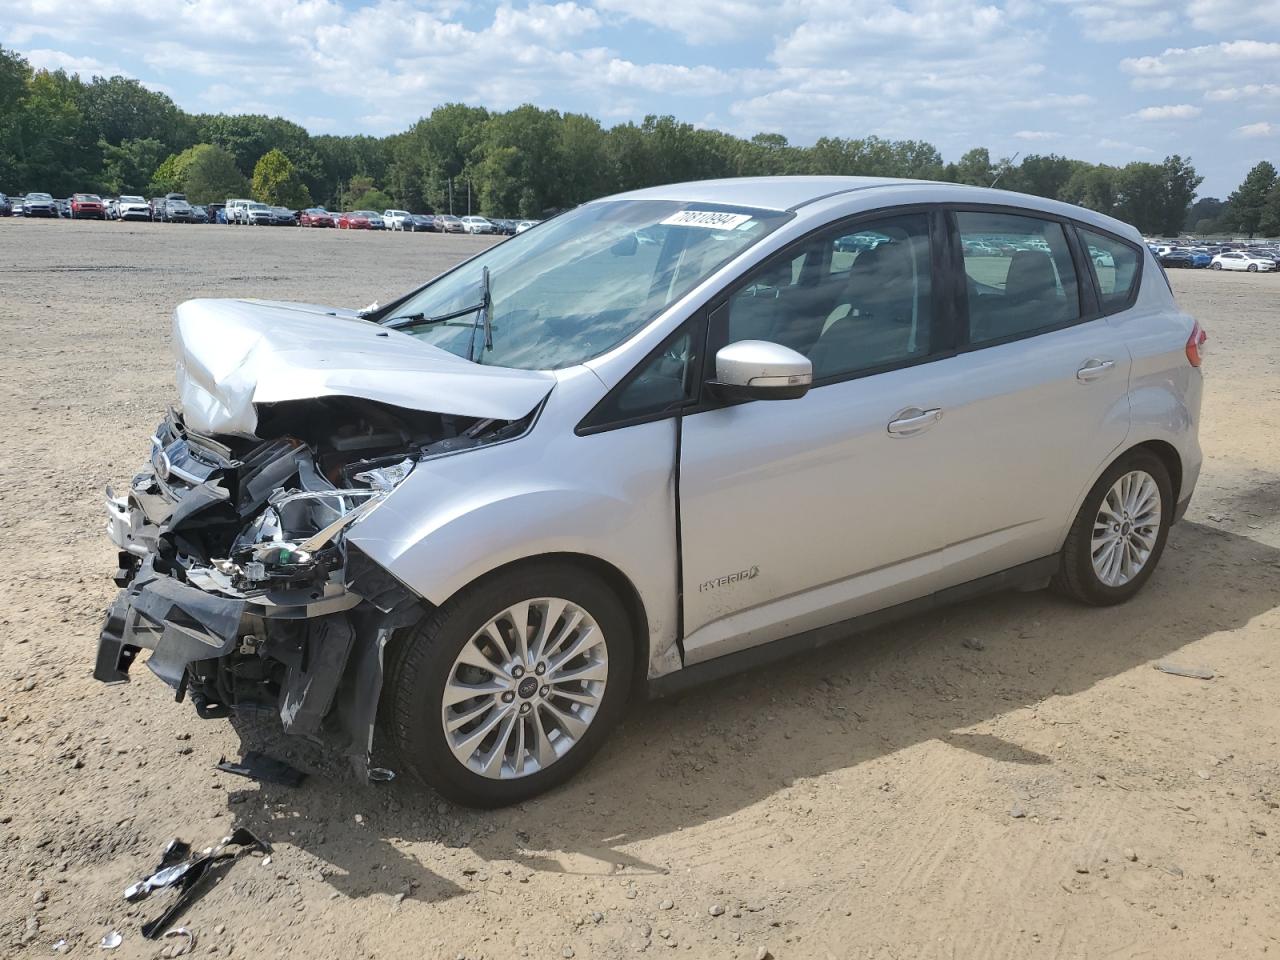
[926,209,1135,584]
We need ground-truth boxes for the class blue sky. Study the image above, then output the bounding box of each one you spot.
[4,0,1278,195]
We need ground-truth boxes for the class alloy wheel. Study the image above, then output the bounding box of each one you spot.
[1091,470,1162,587]
[441,597,609,779]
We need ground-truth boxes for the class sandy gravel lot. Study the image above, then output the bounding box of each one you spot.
[1,219,1278,960]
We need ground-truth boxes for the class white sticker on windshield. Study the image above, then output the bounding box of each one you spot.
[661,210,753,230]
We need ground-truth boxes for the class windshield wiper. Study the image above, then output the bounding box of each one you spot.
[384,302,481,330]
[467,266,493,362]
[384,267,494,361]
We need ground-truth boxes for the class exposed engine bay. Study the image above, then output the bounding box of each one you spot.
[98,396,530,774]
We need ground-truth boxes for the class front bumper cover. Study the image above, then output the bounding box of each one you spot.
[96,560,244,686]
[95,412,426,776]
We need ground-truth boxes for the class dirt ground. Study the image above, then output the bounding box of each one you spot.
[1,219,1277,960]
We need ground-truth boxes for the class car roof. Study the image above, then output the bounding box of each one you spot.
[604,176,1141,240]
[609,176,907,211]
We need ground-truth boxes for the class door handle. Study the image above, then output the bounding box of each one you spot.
[887,407,942,437]
[1076,358,1115,382]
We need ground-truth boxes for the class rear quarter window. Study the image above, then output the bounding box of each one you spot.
[1078,227,1142,313]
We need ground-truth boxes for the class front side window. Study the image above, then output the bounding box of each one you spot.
[720,213,934,380]
[1078,227,1140,313]
[382,200,790,370]
[581,321,704,429]
[956,211,1081,344]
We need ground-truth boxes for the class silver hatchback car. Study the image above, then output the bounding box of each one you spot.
[97,177,1204,806]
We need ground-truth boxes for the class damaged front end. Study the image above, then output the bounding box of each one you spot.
[97,398,527,777]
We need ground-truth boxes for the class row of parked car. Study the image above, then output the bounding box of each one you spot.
[1,191,216,223]
[1,190,541,236]
[1149,241,1278,272]
[287,208,540,234]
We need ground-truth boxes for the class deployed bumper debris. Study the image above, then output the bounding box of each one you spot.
[124,827,270,939]
[216,751,307,787]
[96,401,529,775]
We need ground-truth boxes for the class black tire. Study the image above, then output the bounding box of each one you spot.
[1053,449,1173,606]
[1248,263,1258,272]
[385,562,634,807]
[1210,262,1221,270]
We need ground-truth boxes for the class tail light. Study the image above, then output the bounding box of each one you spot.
[1185,320,1207,367]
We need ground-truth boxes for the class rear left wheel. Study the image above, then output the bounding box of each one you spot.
[1053,449,1173,605]
[385,563,633,807]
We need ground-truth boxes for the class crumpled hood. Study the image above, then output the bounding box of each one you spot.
[173,298,556,437]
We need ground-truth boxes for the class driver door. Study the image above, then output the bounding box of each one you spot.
[677,209,966,665]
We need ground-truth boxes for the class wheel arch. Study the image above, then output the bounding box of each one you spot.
[428,551,653,700]
[1129,438,1183,506]
[1056,435,1190,553]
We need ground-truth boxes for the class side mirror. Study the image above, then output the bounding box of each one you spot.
[710,340,812,401]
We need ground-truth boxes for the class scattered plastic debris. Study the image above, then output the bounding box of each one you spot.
[215,751,306,787]
[125,839,194,901]
[1154,662,1215,681]
[162,927,196,957]
[100,931,123,949]
[53,939,70,954]
[123,827,270,940]
[368,767,396,782]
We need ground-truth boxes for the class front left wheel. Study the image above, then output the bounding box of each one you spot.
[385,563,634,807]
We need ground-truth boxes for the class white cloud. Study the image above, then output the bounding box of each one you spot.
[1098,137,1155,155]
[1008,92,1095,110]
[22,48,126,77]
[1187,0,1280,33]
[773,0,1024,67]
[1204,83,1280,101]
[592,0,785,43]
[600,60,737,95]
[713,0,1061,152]
[1129,103,1202,121]
[1121,41,1280,90]
[1235,122,1276,139]
[1013,130,1062,141]
[1052,0,1177,42]
[490,3,602,41]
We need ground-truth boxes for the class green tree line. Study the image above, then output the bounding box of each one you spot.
[1,44,1260,236]
[1189,160,1280,238]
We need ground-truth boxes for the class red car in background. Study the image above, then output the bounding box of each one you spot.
[336,211,371,229]
[70,194,106,219]
[299,208,334,227]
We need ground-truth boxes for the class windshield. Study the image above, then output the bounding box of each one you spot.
[248,202,269,212]
[29,193,51,200]
[380,199,790,370]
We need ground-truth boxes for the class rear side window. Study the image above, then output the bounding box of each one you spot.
[1078,227,1140,313]
[955,211,1081,345]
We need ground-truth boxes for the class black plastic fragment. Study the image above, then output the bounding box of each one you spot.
[139,827,270,940]
[216,751,307,787]
[279,616,354,737]
[95,594,138,683]
[123,838,194,902]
